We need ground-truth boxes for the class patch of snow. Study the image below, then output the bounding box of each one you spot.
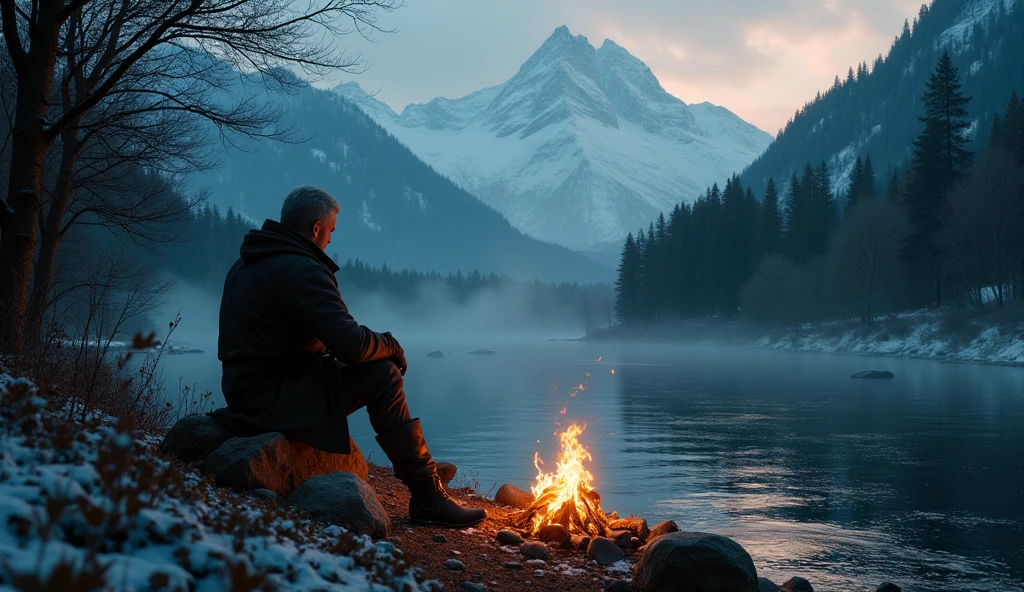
[311,148,326,163]
[360,201,381,232]
[936,0,1018,51]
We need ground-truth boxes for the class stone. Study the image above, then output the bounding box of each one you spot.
[533,570,544,578]
[462,583,486,592]
[201,432,368,495]
[648,519,681,542]
[494,483,533,510]
[432,534,448,543]
[630,536,641,548]
[876,584,901,592]
[536,524,570,545]
[587,537,625,566]
[436,462,458,485]
[251,488,278,501]
[520,541,551,561]
[780,576,813,592]
[633,531,758,592]
[525,559,546,567]
[609,517,650,542]
[851,370,894,379]
[759,578,782,592]
[445,559,466,571]
[496,530,524,545]
[611,530,633,548]
[287,472,391,539]
[504,562,522,570]
[603,579,629,592]
[427,351,445,358]
[160,414,234,463]
[571,535,591,550]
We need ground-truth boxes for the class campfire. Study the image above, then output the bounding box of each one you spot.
[515,423,610,537]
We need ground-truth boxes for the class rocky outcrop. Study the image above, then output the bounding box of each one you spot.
[633,531,758,592]
[200,432,368,495]
[287,472,391,538]
[427,351,445,358]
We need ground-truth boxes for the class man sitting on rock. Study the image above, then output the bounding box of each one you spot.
[213,186,486,527]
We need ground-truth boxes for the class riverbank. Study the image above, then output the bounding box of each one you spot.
[588,308,1024,366]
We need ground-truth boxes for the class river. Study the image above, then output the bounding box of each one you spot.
[155,338,1024,592]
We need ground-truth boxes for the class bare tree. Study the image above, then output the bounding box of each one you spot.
[939,148,1024,310]
[0,0,400,352]
[829,197,909,323]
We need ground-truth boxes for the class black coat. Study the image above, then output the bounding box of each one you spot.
[213,219,397,453]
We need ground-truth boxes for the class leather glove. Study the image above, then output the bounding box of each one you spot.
[382,331,407,376]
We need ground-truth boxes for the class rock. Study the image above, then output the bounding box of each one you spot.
[876,584,901,592]
[630,536,641,548]
[427,351,445,358]
[160,414,235,463]
[587,536,625,566]
[467,348,496,354]
[495,483,533,509]
[780,577,813,592]
[851,370,894,379]
[759,578,781,592]
[536,524,570,545]
[603,579,630,592]
[504,562,522,570]
[610,530,633,548]
[445,559,466,571]
[462,583,487,592]
[609,517,650,542]
[496,530,524,545]
[648,519,681,542]
[251,488,278,501]
[520,541,551,561]
[633,531,758,592]
[533,570,544,578]
[571,535,591,550]
[436,462,458,485]
[287,472,391,539]
[201,432,368,495]
[432,534,448,543]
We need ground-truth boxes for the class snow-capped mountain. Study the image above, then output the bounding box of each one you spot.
[335,26,772,250]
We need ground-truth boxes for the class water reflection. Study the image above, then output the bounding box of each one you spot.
[158,339,1024,591]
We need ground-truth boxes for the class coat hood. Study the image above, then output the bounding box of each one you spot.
[239,219,340,273]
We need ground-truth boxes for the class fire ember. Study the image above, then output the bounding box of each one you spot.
[515,423,610,537]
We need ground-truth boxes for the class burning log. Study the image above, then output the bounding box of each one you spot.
[514,424,611,537]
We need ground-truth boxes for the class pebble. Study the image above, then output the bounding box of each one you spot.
[444,559,466,571]
[504,561,522,570]
[432,534,448,543]
[525,559,547,567]
[496,529,524,545]
[450,550,462,555]
[534,570,544,578]
[602,579,629,592]
[461,583,487,592]
[521,541,551,561]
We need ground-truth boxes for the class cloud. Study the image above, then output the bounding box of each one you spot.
[324,0,927,132]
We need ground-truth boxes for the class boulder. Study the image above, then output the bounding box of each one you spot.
[201,432,368,495]
[609,517,650,542]
[649,519,681,542]
[496,530,523,545]
[520,541,551,561]
[436,462,458,485]
[494,483,533,509]
[611,530,633,548]
[160,414,234,463]
[876,584,901,592]
[571,535,591,550]
[536,524,570,546]
[633,531,758,592]
[850,370,894,379]
[287,472,390,538]
[427,351,445,358]
[759,578,781,592]
[780,577,813,592]
[587,536,625,566]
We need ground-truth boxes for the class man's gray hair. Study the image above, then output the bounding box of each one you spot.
[280,186,339,234]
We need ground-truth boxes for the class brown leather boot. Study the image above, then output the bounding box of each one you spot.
[375,419,487,527]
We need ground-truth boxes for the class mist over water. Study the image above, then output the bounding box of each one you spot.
[152,284,1024,592]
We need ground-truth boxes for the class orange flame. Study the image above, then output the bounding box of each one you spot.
[528,423,606,534]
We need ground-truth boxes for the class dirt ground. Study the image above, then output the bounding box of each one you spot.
[367,465,638,592]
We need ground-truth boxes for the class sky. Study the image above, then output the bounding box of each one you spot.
[322,0,927,134]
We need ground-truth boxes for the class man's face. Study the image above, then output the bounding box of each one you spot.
[311,210,338,251]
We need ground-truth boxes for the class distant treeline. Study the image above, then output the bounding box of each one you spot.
[617,53,1024,326]
[157,207,614,331]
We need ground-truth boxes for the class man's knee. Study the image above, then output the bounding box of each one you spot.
[369,359,403,389]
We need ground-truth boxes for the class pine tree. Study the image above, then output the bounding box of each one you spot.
[901,51,973,305]
[811,161,837,256]
[757,177,782,258]
[845,154,878,217]
[885,168,902,203]
[783,171,809,262]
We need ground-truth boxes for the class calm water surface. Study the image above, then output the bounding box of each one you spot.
[159,339,1024,592]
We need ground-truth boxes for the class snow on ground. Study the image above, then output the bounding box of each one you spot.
[0,375,439,591]
[752,310,1024,365]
